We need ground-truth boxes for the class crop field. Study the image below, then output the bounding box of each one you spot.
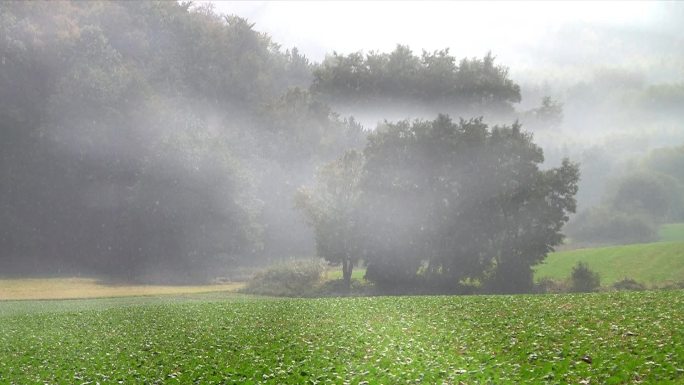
[1,291,683,384]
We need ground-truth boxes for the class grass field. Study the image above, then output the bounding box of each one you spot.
[1,291,682,384]
[535,224,684,287]
[0,277,243,300]
[534,242,684,286]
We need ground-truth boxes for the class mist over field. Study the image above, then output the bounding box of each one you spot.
[1,0,683,292]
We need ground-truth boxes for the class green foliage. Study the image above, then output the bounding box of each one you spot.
[354,115,578,293]
[295,151,365,289]
[312,47,521,114]
[246,88,365,260]
[255,88,365,163]
[242,259,327,297]
[570,262,601,292]
[1,292,683,383]
[0,1,367,280]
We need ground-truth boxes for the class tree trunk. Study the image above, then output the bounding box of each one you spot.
[342,257,353,290]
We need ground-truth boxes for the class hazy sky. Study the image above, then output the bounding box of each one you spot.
[205,1,684,85]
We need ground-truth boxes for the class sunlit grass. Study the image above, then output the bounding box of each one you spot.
[0,277,244,301]
[535,242,684,286]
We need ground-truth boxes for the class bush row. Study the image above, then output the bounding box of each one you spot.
[243,260,684,297]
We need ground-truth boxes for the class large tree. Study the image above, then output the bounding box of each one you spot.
[354,115,579,293]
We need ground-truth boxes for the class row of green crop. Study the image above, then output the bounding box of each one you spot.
[1,291,683,384]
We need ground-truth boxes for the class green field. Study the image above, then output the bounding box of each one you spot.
[1,291,683,384]
[533,223,684,287]
[534,242,684,286]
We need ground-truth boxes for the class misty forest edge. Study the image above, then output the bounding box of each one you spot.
[2,1,683,295]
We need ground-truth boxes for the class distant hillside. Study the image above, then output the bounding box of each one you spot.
[535,224,684,286]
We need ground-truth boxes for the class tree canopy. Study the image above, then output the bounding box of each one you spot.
[301,116,579,293]
[312,46,521,115]
[0,1,359,281]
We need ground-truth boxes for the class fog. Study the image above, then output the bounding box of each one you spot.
[1,1,683,291]
[210,1,684,207]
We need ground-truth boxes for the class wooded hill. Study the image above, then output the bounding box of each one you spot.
[1,1,570,291]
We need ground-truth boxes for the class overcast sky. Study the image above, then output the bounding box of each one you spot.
[204,1,684,85]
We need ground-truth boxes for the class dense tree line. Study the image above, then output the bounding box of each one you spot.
[312,46,521,116]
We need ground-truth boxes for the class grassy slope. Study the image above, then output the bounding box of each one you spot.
[1,291,682,384]
[535,223,684,286]
[534,242,684,286]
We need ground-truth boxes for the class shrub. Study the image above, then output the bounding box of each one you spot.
[659,280,684,290]
[535,277,569,294]
[242,259,327,297]
[316,278,372,296]
[612,278,646,291]
[570,262,601,293]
